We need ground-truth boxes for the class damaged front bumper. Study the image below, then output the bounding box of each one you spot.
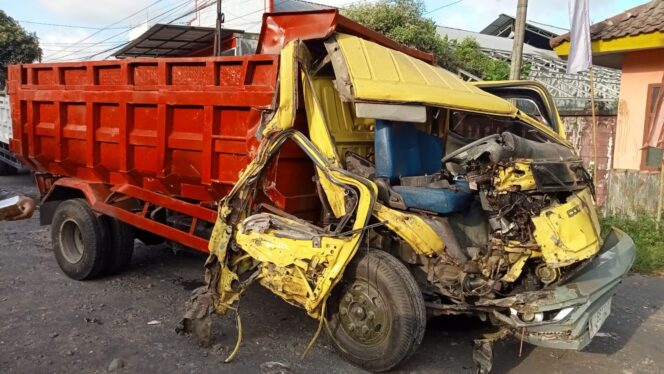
[487,227,635,350]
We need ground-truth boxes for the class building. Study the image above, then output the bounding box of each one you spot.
[551,0,664,216]
[481,13,568,50]
[437,25,621,206]
[190,0,331,33]
[114,0,329,58]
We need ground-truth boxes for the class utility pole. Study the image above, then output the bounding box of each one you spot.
[509,0,528,80]
[213,0,224,56]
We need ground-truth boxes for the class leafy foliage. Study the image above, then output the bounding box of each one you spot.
[601,215,664,274]
[343,0,523,81]
[0,10,42,89]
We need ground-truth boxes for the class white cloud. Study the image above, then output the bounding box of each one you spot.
[40,28,131,62]
[37,0,157,25]
[35,0,192,61]
[432,0,631,31]
[33,0,639,62]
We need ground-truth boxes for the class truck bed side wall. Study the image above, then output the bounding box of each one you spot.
[7,56,314,214]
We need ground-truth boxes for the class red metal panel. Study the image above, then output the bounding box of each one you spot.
[6,12,422,248]
[256,9,435,64]
[45,177,213,253]
[9,55,281,205]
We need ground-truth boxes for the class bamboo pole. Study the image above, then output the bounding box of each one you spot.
[588,67,599,188]
[657,154,664,229]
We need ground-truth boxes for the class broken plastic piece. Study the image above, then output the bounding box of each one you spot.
[472,328,511,374]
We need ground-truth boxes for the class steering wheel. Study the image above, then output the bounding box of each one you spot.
[441,134,501,165]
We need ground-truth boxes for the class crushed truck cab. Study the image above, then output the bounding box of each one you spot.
[9,9,634,373]
[180,10,635,373]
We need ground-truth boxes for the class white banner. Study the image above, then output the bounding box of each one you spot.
[567,0,593,74]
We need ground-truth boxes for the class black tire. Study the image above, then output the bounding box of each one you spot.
[100,216,134,275]
[0,161,16,176]
[51,199,108,280]
[327,250,427,372]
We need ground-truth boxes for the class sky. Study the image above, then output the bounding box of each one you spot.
[0,0,648,62]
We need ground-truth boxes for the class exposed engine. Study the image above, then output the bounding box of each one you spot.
[410,133,600,306]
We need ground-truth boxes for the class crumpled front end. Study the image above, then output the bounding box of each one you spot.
[484,227,635,350]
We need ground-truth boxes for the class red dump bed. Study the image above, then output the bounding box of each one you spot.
[7,55,279,203]
[6,9,434,252]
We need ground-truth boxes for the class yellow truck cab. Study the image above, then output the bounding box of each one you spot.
[180,10,636,373]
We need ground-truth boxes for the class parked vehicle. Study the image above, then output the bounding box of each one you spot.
[8,9,635,373]
[0,91,24,175]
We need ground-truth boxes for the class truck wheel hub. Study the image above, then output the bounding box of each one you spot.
[59,219,84,263]
[338,280,389,343]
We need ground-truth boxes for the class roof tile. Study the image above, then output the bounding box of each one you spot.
[550,0,664,48]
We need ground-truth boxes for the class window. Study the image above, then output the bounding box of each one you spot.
[642,84,662,170]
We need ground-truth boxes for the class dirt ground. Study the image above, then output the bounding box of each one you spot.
[1,173,664,374]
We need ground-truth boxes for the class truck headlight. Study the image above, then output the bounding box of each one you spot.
[509,306,574,324]
[552,307,574,321]
[510,308,543,323]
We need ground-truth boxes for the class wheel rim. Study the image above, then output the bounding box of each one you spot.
[338,279,390,345]
[59,219,84,263]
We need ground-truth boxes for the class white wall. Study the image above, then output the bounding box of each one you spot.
[190,0,267,33]
[0,95,11,145]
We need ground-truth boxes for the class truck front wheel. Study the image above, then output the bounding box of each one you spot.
[51,199,108,280]
[327,250,426,372]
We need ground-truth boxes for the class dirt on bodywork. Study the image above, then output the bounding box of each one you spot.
[0,174,659,374]
[178,32,621,373]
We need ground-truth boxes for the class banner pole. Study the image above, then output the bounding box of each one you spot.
[658,154,664,229]
[588,67,599,189]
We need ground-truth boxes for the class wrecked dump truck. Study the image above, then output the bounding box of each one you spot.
[8,9,635,373]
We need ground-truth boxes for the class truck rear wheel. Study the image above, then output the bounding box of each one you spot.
[0,161,16,176]
[100,216,134,275]
[51,199,108,280]
[327,250,426,372]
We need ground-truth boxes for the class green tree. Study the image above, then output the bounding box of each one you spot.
[0,10,42,89]
[344,0,518,81]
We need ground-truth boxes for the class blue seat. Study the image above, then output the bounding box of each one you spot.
[374,120,472,214]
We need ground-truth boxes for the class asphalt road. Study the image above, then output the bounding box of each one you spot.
[1,173,663,374]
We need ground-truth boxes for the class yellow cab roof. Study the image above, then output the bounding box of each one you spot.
[334,33,566,142]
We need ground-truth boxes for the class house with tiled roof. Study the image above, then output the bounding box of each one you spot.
[552,0,664,216]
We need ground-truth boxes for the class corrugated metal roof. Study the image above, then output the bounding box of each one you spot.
[528,19,568,36]
[114,24,239,58]
[551,0,664,48]
[436,26,558,59]
[273,0,333,12]
[481,13,564,38]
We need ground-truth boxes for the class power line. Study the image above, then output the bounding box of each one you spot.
[52,0,348,62]
[70,0,198,61]
[52,0,192,61]
[18,20,132,30]
[41,42,124,46]
[424,0,465,15]
[46,0,166,60]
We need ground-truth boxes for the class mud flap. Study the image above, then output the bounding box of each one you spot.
[472,328,511,374]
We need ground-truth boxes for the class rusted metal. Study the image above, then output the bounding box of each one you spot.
[8,54,279,205]
[8,10,430,254]
[256,9,435,63]
[7,53,285,253]
[606,169,661,217]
